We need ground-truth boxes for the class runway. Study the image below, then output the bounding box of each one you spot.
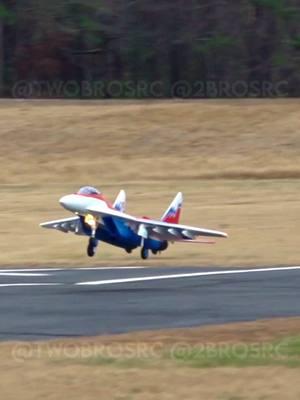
[0,266,299,341]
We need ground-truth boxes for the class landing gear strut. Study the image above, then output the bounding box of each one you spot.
[87,237,98,257]
[141,247,149,260]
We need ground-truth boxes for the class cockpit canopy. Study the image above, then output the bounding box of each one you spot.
[77,186,101,195]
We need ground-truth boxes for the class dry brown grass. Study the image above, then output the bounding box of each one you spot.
[1,318,300,400]
[1,102,299,399]
[1,362,299,400]
[0,99,299,266]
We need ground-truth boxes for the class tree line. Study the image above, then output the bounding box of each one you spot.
[1,0,300,98]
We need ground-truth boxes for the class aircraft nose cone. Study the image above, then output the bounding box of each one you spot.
[59,195,71,209]
[59,194,89,214]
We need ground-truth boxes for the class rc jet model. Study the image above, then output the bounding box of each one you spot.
[40,186,227,259]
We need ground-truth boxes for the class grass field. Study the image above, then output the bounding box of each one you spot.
[0,99,299,266]
[1,318,300,400]
[1,101,299,397]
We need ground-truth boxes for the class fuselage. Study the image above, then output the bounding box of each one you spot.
[59,190,168,252]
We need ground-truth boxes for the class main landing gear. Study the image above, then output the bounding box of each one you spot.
[141,247,149,260]
[87,237,98,257]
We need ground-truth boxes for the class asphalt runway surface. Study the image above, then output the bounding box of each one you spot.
[0,266,299,341]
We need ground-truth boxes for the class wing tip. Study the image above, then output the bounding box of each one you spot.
[220,232,228,238]
[40,222,51,229]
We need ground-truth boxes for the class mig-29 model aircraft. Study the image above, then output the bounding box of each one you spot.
[41,186,227,259]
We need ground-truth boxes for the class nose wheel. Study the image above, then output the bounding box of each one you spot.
[87,237,98,257]
[141,247,149,260]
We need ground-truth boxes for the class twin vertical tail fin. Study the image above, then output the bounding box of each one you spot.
[114,190,182,223]
[113,190,126,212]
[161,192,183,224]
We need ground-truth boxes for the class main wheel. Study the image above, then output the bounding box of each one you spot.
[87,238,98,257]
[87,243,95,257]
[141,247,149,260]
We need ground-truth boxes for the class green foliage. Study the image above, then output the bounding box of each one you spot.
[252,0,299,19]
[197,35,236,54]
[171,336,300,368]
[79,15,99,31]
[53,336,300,369]
[252,0,285,12]
[290,35,300,50]
[272,52,287,66]
[0,4,9,18]
[0,4,15,24]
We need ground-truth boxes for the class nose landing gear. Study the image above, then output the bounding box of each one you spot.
[84,214,100,257]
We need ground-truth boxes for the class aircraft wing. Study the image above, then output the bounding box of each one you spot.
[40,217,85,235]
[87,205,227,241]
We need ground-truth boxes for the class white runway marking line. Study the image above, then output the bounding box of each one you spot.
[0,272,50,277]
[0,283,63,287]
[0,267,145,273]
[76,266,300,286]
[77,267,146,270]
[0,268,62,273]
